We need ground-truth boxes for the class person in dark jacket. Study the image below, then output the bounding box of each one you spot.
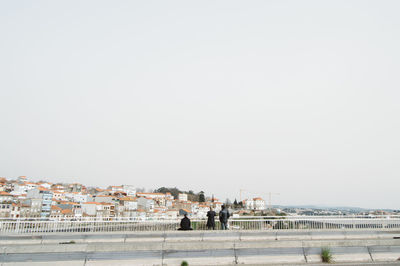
[206,207,216,230]
[178,214,193,230]
[219,205,230,230]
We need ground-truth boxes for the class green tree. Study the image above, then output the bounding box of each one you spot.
[154,187,181,199]
[199,191,205,202]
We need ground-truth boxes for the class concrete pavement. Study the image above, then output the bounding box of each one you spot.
[1,230,400,265]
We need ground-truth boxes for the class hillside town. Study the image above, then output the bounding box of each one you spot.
[0,176,268,219]
[1,176,398,220]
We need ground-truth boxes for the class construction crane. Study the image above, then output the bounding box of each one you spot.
[239,189,280,212]
[268,192,280,211]
[240,189,246,203]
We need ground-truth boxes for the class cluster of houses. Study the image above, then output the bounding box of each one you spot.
[0,176,267,219]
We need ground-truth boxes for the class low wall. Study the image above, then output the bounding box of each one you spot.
[1,230,400,265]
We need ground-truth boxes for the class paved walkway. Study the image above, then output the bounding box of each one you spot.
[1,230,400,265]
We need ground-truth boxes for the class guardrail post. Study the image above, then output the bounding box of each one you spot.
[16,219,20,233]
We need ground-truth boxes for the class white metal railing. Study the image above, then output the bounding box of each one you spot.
[1,214,400,222]
[1,216,400,234]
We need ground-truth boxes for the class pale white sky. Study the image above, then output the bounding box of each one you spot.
[1,1,399,209]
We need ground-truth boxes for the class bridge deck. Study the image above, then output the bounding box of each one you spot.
[1,230,400,265]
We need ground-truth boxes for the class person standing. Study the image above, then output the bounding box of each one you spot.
[206,207,216,230]
[219,205,230,230]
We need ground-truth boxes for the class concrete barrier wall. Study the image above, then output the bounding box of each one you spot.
[2,230,400,244]
[1,230,400,265]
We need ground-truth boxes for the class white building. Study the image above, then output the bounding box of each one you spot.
[178,193,188,202]
[191,202,199,214]
[122,185,136,197]
[109,186,123,192]
[118,196,138,217]
[213,201,223,212]
[27,187,53,217]
[23,182,38,191]
[23,198,42,217]
[52,191,66,201]
[37,182,52,189]
[10,203,21,218]
[253,197,266,210]
[119,197,138,211]
[0,202,11,217]
[94,195,115,204]
[244,197,266,211]
[137,193,167,206]
[10,184,28,195]
[67,192,93,203]
[0,191,13,202]
[81,202,100,216]
[97,203,115,217]
[196,204,210,218]
[11,182,38,195]
[137,197,154,212]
